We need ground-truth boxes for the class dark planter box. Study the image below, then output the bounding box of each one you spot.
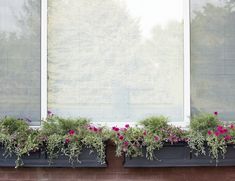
[190,144,235,166]
[0,146,106,168]
[124,143,235,167]
[0,146,48,167]
[124,142,191,167]
[46,148,107,168]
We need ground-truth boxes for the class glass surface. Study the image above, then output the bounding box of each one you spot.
[48,0,184,122]
[0,0,41,125]
[191,0,235,121]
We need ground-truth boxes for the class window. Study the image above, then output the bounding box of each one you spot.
[47,0,185,125]
[191,0,235,122]
[0,0,41,126]
[1,0,234,127]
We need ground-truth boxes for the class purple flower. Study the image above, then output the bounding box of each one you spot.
[214,112,218,116]
[125,124,130,128]
[93,127,98,132]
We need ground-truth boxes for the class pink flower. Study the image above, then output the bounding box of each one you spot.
[217,125,228,134]
[154,136,160,142]
[225,135,232,141]
[69,130,75,135]
[115,127,120,132]
[124,141,129,146]
[215,131,220,137]
[125,124,130,128]
[217,125,223,131]
[214,111,218,116]
[119,135,124,140]
[112,126,119,132]
[120,128,127,132]
[143,130,147,136]
[230,124,235,129]
[65,138,70,144]
[207,130,212,135]
[93,127,98,132]
[223,128,228,134]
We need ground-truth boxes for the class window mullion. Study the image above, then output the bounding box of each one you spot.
[41,0,48,123]
[183,0,191,127]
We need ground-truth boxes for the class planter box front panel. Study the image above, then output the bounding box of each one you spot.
[47,148,106,167]
[0,146,47,167]
[124,143,235,167]
[124,143,191,167]
[0,146,106,168]
[190,145,235,166]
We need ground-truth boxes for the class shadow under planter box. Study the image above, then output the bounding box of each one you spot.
[45,148,107,168]
[0,146,107,168]
[190,144,235,167]
[124,142,191,167]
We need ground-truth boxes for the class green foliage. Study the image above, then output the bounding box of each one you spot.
[139,116,168,133]
[41,116,90,136]
[207,133,227,161]
[189,113,235,162]
[40,115,108,165]
[0,117,40,168]
[1,113,235,167]
[0,116,108,167]
[187,131,205,157]
[111,116,187,160]
[190,113,220,136]
[46,134,63,163]
[111,126,144,158]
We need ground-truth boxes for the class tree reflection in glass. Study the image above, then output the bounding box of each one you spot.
[0,0,41,125]
[191,0,235,121]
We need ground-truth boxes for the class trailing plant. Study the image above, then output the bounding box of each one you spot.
[188,112,235,162]
[206,124,235,161]
[111,125,144,158]
[187,131,205,156]
[111,116,187,160]
[190,113,220,136]
[0,117,41,168]
[188,113,221,157]
[40,115,108,165]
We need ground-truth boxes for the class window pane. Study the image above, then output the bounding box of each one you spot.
[191,0,235,121]
[48,0,184,123]
[0,0,41,125]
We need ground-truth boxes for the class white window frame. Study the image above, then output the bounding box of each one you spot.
[40,0,48,123]
[39,0,191,128]
[183,0,191,128]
